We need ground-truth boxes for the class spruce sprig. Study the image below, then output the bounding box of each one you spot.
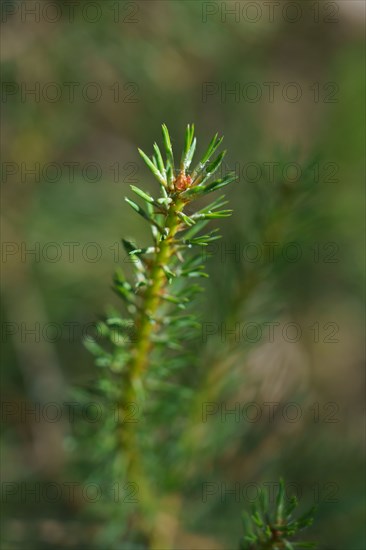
[85,124,236,544]
[122,124,235,385]
[240,479,317,550]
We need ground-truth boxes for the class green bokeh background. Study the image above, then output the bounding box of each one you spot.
[1,1,365,548]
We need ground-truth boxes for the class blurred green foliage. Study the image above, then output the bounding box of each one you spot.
[1,1,365,549]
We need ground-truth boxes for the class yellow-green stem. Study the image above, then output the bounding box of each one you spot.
[125,196,183,397]
[118,196,184,547]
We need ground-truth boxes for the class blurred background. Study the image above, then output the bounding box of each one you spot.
[1,1,365,548]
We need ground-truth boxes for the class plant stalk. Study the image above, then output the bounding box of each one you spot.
[118,196,184,547]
